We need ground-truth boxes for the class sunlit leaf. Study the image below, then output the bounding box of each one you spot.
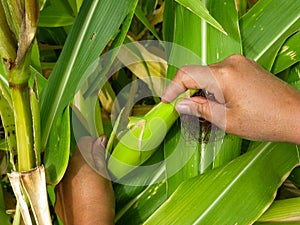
[257,197,300,223]
[39,0,75,27]
[40,0,138,149]
[135,6,161,40]
[272,32,300,74]
[174,0,226,34]
[240,0,300,70]
[44,107,70,185]
[144,142,300,224]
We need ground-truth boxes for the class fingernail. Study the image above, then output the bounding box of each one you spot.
[175,103,190,114]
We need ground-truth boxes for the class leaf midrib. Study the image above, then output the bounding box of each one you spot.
[41,1,100,148]
[192,142,271,224]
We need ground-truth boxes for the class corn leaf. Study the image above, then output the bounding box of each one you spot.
[114,149,165,205]
[0,76,16,169]
[0,0,17,61]
[163,0,174,43]
[115,155,167,225]
[257,197,300,223]
[135,6,161,40]
[75,1,138,99]
[164,1,199,192]
[206,0,242,63]
[0,211,10,225]
[44,107,70,185]
[39,0,75,27]
[67,0,83,14]
[0,60,4,77]
[40,0,137,149]
[174,0,225,34]
[278,62,300,92]
[255,222,300,225]
[0,139,8,151]
[0,181,11,224]
[116,180,167,225]
[212,134,242,168]
[164,120,200,196]
[272,32,300,74]
[240,0,300,71]
[144,142,300,225]
[117,41,167,95]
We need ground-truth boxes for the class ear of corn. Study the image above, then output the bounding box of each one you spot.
[108,102,178,179]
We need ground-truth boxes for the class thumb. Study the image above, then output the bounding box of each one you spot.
[175,97,226,130]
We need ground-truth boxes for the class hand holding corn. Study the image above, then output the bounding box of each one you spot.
[162,54,300,145]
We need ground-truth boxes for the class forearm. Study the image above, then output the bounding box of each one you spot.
[55,147,115,225]
[288,96,300,145]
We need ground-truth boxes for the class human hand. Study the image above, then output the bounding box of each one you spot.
[162,54,300,144]
[55,136,115,225]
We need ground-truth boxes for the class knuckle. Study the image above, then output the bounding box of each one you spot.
[226,54,244,62]
[195,103,208,119]
[176,66,189,78]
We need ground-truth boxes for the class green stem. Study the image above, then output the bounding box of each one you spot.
[10,84,35,171]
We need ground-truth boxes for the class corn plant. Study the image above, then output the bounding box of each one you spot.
[0,0,138,224]
[0,0,299,224]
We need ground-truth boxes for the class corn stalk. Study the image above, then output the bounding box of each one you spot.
[0,0,52,224]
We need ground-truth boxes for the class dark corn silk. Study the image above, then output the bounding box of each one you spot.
[180,89,221,143]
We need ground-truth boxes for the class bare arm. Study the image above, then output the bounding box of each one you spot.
[162,54,300,145]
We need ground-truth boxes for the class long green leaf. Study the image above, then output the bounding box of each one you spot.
[144,142,300,225]
[0,76,16,170]
[116,180,167,225]
[67,0,83,15]
[278,62,300,92]
[272,32,300,74]
[162,2,202,196]
[82,0,138,98]
[174,0,226,34]
[44,107,70,185]
[164,120,199,197]
[0,179,11,224]
[39,0,75,27]
[240,0,300,70]
[115,157,167,225]
[257,197,300,223]
[0,0,17,61]
[255,223,300,225]
[40,0,137,149]
[206,0,242,63]
[135,6,161,40]
[163,0,174,43]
